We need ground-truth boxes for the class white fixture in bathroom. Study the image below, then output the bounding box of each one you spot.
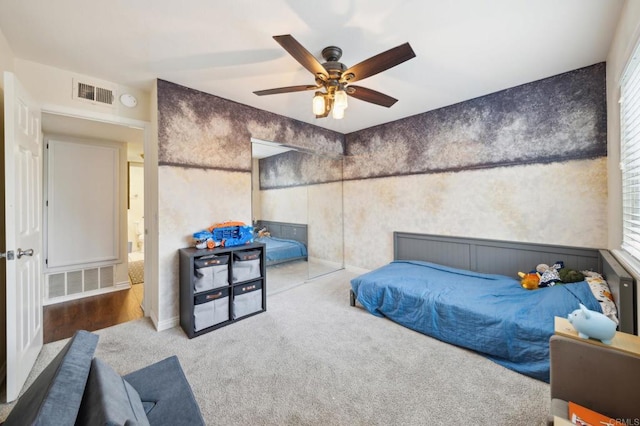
[135,219,144,250]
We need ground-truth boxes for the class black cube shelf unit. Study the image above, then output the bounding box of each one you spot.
[179,242,266,339]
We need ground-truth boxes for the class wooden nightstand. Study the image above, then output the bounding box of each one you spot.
[554,316,640,357]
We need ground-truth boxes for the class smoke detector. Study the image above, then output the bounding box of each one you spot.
[120,93,138,108]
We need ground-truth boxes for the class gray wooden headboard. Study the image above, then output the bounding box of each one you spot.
[393,232,636,335]
[255,220,308,247]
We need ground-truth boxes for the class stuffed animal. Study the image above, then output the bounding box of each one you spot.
[567,303,617,345]
[559,268,585,283]
[517,271,540,290]
[538,261,563,287]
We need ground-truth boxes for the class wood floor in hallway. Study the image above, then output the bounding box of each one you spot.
[43,284,145,343]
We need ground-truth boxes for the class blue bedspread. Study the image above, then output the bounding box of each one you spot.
[255,236,307,263]
[351,260,601,382]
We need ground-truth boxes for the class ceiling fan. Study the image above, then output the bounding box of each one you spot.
[253,34,416,119]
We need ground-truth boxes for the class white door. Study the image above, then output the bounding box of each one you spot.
[3,72,43,402]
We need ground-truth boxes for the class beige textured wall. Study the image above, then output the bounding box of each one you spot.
[259,186,308,224]
[308,182,343,264]
[158,166,251,321]
[344,158,608,270]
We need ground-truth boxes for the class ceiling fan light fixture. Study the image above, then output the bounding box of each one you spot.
[334,89,348,109]
[312,92,326,115]
[332,105,345,119]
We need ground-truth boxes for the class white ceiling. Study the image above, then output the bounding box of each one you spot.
[0,0,624,134]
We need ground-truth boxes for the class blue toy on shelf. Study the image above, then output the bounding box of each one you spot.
[193,222,254,249]
[211,225,254,247]
[567,303,617,345]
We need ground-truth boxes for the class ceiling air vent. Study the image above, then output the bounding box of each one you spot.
[73,78,116,106]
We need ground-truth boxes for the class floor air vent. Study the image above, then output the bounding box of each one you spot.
[73,78,116,106]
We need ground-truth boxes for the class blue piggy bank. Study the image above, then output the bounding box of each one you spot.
[567,303,617,345]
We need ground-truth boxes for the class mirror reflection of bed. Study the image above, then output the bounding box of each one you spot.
[251,138,344,294]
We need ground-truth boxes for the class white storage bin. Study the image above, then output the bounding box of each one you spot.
[193,288,229,331]
[193,254,229,293]
[232,250,261,282]
[232,281,263,319]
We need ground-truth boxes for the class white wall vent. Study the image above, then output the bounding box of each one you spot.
[72,78,116,106]
[45,265,116,301]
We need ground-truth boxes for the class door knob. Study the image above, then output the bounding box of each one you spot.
[16,248,34,259]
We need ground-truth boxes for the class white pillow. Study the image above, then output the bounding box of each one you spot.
[582,271,619,325]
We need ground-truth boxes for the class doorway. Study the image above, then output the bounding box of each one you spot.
[40,112,147,342]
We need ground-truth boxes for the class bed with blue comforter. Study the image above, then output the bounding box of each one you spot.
[350,260,603,382]
[254,236,308,265]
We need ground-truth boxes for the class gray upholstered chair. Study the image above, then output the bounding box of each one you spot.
[2,330,205,426]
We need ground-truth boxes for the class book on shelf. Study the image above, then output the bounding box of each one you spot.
[568,401,626,426]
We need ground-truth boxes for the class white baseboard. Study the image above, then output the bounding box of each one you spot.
[345,264,371,275]
[155,315,179,332]
[114,279,131,289]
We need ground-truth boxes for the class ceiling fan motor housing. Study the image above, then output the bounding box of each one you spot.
[320,46,347,92]
[321,46,342,62]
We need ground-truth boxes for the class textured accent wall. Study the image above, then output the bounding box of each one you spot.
[259,150,343,189]
[344,63,606,180]
[157,79,344,170]
[341,63,608,269]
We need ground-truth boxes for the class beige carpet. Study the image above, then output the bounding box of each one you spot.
[1,269,550,425]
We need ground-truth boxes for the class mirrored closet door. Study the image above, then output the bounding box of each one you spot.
[251,138,344,293]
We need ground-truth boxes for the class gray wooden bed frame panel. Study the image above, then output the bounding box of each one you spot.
[389,232,636,335]
[254,220,308,265]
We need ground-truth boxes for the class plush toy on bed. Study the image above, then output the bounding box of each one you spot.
[518,271,540,290]
[559,267,585,283]
[519,261,586,290]
[537,262,563,287]
[538,261,585,286]
[257,227,271,238]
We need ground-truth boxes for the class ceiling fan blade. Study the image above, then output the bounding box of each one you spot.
[347,86,398,108]
[273,34,328,80]
[253,85,320,96]
[341,43,416,84]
